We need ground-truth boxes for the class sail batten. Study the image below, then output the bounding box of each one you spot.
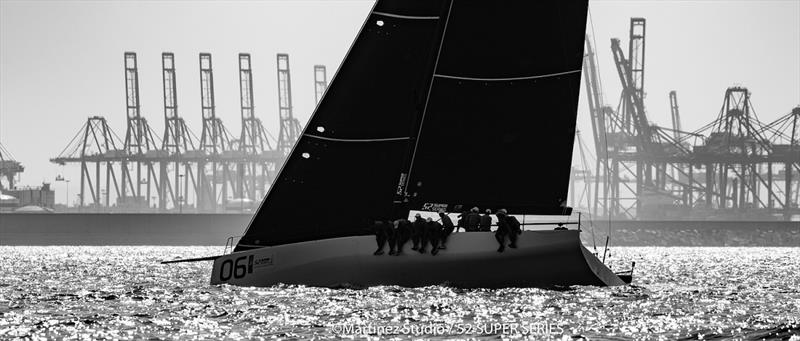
[372,11,440,20]
[433,69,582,82]
[304,134,412,143]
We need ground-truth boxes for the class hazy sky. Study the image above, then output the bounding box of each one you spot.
[1,0,798,205]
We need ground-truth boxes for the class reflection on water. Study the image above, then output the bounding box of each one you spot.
[0,246,798,340]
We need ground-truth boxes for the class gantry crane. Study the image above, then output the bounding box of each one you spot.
[197,53,235,210]
[0,143,24,191]
[238,53,278,200]
[276,54,302,155]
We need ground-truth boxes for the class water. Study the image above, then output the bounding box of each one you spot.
[1,246,798,340]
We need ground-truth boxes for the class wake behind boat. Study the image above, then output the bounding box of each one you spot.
[201,0,632,288]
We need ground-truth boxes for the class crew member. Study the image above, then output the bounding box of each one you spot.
[412,213,426,252]
[507,213,521,248]
[393,218,412,255]
[438,210,455,249]
[426,217,443,255]
[494,209,521,252]
[372,219,392,255]
[465,207,481,232]
[479,209,493,232]
[554,223,568,231]
[456,210,467,232]
[385,219,398,255]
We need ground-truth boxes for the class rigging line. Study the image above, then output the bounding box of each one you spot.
[590,5,614,258]
[587,6,613,253]
[304,134,411,143]
[372,11,440,20]
[588,7,607,106]
[587,6,616,255]
[434,69,581,82]
[403,0,455,194]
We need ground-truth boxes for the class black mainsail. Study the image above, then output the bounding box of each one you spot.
[235,0,588,251]
[404,1,588,214]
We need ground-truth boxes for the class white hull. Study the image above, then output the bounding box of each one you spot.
[210,231,625,288]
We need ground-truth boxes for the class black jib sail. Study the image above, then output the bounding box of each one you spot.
[236,0,588,250]
[235,0,449,250]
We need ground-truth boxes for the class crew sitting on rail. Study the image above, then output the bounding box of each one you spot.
[494,209,521,252]
[437,210,455,249]
[372,219,393,256]
[479,209,493,232]
[456,210,467,232]
[392,218,412,255]
[424,217,443,255]
[375,208,532,256]
[464,207,481,232]
[554,223,568,231]
[411,213,427,253]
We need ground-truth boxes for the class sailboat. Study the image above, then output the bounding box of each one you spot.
[207,0,630,288]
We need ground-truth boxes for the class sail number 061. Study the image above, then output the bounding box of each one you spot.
[219,255,254,281]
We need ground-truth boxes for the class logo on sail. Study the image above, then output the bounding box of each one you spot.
[395,173,408,196]
[421,203,448,212]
